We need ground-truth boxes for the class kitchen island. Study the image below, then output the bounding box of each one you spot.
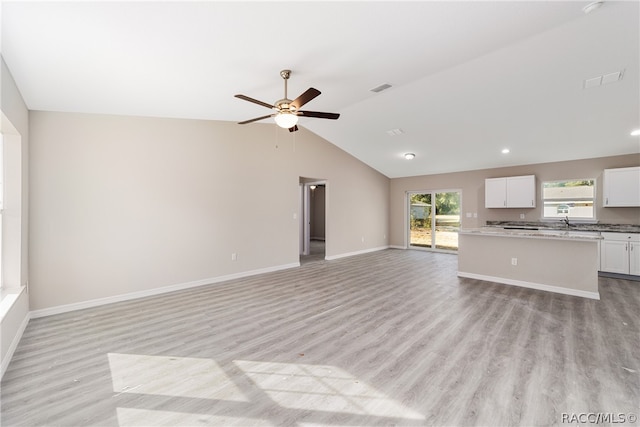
[458,228,602,299]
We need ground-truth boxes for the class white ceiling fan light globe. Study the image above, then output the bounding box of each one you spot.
[274,112,299,128]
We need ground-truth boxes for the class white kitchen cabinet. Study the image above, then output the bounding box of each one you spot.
[603,167,640,207]
[600,232,640,276]
[485,178,507,208]
[485,175,536,208]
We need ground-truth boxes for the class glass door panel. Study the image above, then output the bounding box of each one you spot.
[434,192,460,250]
[409,191,460,251]
[409,193,431,248]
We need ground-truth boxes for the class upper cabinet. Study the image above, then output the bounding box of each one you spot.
[485,175,536,208]
[603,167,640,207]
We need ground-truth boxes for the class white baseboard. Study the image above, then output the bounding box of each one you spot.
[325,245,389,261]
[457,271,600,300]
[31,262,301,319]
[1,309,30,379]
[389,245,406,250]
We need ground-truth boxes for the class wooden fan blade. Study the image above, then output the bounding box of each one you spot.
[297,110,340,120]
[290,88,321,110]
[235,94,275,109]
[238,114,274,125]
[288,125,299,133]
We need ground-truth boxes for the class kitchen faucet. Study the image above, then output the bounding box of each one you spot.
[562,216,571,228]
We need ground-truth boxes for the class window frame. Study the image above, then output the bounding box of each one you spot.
[541,178,597,222]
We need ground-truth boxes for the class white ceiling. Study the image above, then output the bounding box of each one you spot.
[2,1,639,178]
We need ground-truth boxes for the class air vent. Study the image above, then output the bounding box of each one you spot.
[584,70,624,89]
[370,83,392,93]
[602,71,623,84]
[386,128,404,136]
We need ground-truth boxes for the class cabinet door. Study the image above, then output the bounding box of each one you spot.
[600,240,629,274]
[506,175,536,208]
[604,167,640,207]
[630,242,640,276]
[485,178,506,208]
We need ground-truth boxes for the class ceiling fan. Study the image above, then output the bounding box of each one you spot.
[235,70,340,132]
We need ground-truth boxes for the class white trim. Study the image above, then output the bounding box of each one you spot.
[457,271,600,300]
[325,245,389,261]
[0,288,22,322]
[1,306,30,379]
[30,262,300,319]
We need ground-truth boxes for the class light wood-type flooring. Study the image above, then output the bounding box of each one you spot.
[2,249,639,426]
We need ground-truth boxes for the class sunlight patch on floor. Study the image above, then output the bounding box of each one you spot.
[234,360,425,421]
[107,353,248,401]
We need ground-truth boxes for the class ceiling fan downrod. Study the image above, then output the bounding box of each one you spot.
[276,69,294,111]
[280,69,291,100]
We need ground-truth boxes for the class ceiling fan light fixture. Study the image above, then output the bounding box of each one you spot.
[274,112,299,129]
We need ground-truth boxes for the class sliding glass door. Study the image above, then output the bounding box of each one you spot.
[409,191,460,251]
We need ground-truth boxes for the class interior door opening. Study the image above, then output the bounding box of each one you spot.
[408,190,461,252]
[300,179,326,262]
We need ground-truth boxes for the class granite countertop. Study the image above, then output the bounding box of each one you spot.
[460,227,603,241]
[485,221,640,233]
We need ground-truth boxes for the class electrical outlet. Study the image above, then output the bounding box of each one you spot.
[520,213,525,219]
[231,253,237,261]
[511,257,518,266]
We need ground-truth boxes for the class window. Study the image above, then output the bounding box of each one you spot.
[542,179,595,220]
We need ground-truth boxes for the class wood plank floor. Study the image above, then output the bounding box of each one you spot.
[2,249,639,426]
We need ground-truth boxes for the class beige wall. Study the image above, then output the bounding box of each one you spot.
[28,111,390,311]
[390,154,640,247]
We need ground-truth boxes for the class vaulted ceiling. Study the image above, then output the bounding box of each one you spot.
[2,1,639,178]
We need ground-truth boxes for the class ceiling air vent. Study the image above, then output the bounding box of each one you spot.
[386,128,404,136]
[583,70,624,89]
[370,83,392,93]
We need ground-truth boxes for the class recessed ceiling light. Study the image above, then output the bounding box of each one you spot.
[501,148,510,154]
[404,153,415,160]
[631,129,640,136]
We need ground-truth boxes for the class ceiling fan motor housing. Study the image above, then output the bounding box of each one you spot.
[275,99,295,112]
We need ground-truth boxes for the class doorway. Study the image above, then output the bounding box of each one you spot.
[300,179,326,262]
[408,190,461,251]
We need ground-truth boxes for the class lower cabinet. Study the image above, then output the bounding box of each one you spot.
[600,232,640,276]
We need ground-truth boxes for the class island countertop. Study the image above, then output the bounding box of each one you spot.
[458,229,601,299]
[459,227,603,242]
[485,220,640,233]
